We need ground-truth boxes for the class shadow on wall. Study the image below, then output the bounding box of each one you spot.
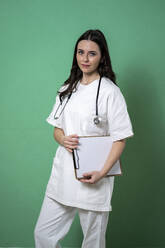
[106,66,165,247]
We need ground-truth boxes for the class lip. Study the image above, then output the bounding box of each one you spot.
[81,64,90,67]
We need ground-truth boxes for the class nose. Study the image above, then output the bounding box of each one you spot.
[82,53,89,62]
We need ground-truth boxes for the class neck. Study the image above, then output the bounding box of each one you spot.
[80,72,100,85]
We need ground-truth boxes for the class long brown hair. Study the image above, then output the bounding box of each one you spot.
[59,29,116,101]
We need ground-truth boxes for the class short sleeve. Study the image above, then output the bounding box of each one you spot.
[107,86,134,142]
[46,94,63,128]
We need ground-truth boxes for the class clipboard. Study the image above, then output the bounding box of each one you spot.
[72,135,122,179]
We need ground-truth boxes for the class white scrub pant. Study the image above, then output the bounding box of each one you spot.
[34,195,109,248]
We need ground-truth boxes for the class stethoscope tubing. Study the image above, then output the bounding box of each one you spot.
[95,76,102,117]
[54,92,72,119]
[54,76,102,124]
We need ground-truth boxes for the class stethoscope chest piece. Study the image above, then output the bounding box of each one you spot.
[93,115,102,125]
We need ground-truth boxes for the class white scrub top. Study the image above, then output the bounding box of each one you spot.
[45,77,134,212]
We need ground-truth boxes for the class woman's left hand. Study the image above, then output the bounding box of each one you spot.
[79,171,104,184]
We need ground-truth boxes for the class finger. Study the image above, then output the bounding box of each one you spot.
[83,172,93,177]
[82,175,93,181]
[80,178,94,184]
[69,134,79,138]
[65,138,79,144]
[71,138,79,144]
[65,144,78,150]
[69,135,79,141]
[66,148,73,153]
[69,136,79,143]
[64,140,78,146]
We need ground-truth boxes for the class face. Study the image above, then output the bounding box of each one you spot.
[76,40,102,75]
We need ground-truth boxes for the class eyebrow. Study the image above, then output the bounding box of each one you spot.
[77,49,97,53]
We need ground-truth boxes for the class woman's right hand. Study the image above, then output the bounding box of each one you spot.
[61,134,79,153]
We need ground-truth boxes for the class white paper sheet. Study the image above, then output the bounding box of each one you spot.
[73,136,122,179]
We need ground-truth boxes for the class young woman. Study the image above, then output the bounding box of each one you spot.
[34,29,134,248]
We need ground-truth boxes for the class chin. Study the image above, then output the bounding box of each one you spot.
[81,68,93,73]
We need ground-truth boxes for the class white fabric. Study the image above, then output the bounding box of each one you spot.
[34,195,109,248]
[45,77,134,211]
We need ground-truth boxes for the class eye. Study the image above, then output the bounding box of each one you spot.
[77,50,83,54]
[89,52,96,56]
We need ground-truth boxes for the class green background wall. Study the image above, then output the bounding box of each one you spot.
[0,0,165,247]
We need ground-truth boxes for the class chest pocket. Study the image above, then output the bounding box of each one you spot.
[65,89,109,136]
[80,104,109,136]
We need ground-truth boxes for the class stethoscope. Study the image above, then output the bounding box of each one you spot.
[54,76,102,125]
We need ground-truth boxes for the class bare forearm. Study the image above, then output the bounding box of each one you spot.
[53,127,65,145]
[53,127,79,152]
[100,139,126,177]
